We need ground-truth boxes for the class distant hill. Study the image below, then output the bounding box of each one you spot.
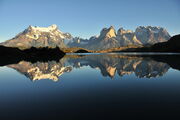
[151,34,180,52]
[0,46,65,66]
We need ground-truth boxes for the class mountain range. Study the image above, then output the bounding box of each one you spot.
[0,24,171,50]
[69,26,171,50]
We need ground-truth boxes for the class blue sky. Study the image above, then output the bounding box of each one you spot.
[0,0,180,41]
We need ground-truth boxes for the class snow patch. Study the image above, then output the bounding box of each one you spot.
[30,24,58,32]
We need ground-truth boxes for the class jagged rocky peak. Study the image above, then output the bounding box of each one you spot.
[136,26,160,33]
[135,26,170,35]
[135,26,171,44]
[99,26,116,38]
[117,27,133,35]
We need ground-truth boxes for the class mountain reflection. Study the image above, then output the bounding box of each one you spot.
[67,55,169,78]
[8,61,72,82]
[6,54,171,81]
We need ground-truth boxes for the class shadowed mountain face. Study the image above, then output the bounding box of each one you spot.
[3,55,172,81]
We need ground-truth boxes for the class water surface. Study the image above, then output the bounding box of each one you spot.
[0,54,180,119]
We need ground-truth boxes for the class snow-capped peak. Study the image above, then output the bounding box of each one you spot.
[28,24,58,32]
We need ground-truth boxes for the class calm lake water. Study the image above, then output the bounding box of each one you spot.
[0,54,180,119]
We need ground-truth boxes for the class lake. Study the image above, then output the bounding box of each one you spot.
[0,53,180,119]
